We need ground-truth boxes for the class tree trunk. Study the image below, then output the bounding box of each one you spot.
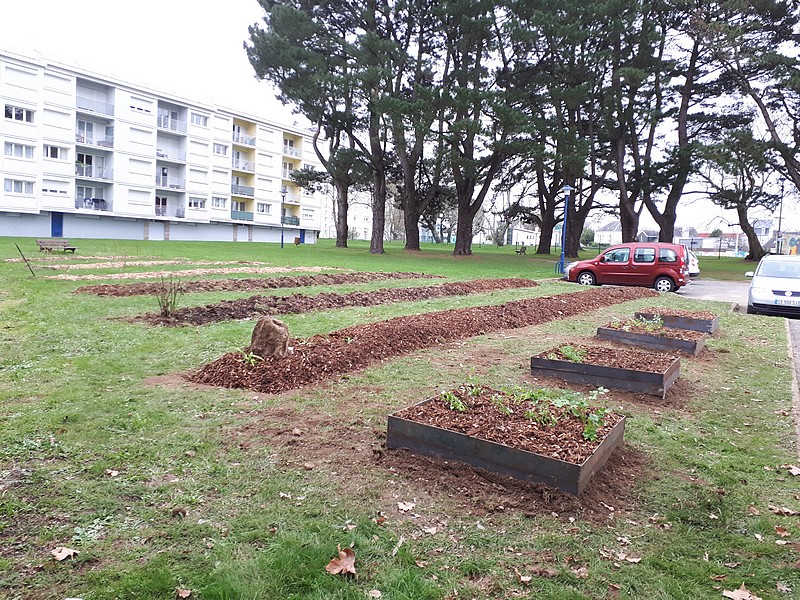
[370,171,386,254]
[619,204,640,243]
[453,200,476,255]
[403,202,421,251]
[334,179,349,248]
[737,204,767,261]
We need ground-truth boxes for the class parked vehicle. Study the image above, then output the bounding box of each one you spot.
[563,242,689,292]
[746,254,800,317]
[687,249,700,277]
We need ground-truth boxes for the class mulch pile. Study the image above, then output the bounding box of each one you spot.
[188,286,658,394]
[601,319,707,342]
[75,271,441,296]
[637,306,718,320]
[132,278,539,326]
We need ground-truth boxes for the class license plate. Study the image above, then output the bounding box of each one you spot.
[774,298,800,306]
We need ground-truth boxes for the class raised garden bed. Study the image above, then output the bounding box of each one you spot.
[387,385,625,495]
[530,344,680,398]
[596,317,706,355]
[635,307,719,334]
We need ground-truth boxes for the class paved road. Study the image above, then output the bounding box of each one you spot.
[676,277,749,309]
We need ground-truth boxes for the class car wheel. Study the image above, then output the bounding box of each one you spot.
[746,305,757,315]
[577,271,596,286]
[653,276,675,293]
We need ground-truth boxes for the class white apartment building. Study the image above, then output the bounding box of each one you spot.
[0,51,323,243]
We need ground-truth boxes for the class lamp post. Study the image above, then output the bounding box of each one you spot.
[556,185,574,274]
[280,185,287,249]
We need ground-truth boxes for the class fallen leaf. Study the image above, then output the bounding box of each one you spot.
[777,582,792,594]
[785,465,800,476]
[397,501,415,512]
[184,450,196,457]
[422,526,437,535]
[105,469,119,477]
[391,535,405,557]
[754,534,763,542]
[747,506,760,516]
[325,545,356,576]
[176,589,192,599]
[514,568,532,585]
[722,583,763,600]
[367,590,383,598]
[51,546,79,561]
[712,574,727,581]
[570,566,589,579]
[709,513,719,520]
[769,505,800,516]
[775,526,790,537]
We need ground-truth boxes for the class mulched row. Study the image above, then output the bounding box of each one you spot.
[188,286,658,394]
[601,319,707,342]
[74,271,442,297]
[131,278,539,326]
[533,343,678,373]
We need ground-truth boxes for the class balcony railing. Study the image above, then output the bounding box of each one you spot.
[154,205,185,218]
[75,165,113,180]
[76,96,115,116]
[75,197,112,211]
[282,215,300,226]
[156,148,187,162]
[157,115,187,134]
[231,210,254,221]
[155,175,186,190]
[75,133,114,148]
[283,145,301,158]
[232,131,256,146]
[231,158,255,172]
[231,184,255,196]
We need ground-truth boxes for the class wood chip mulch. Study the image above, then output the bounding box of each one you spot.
[601,320,707,341]
[74,271,441,296]
[130,278,539,326]
[637,306,718,320]
[187,286,658,394]
[534,343,678,373]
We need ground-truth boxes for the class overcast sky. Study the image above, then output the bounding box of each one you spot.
[1,0,795,233]
[0,0,292,119]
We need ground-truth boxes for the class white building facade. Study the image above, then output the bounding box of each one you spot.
[0,52,322,243]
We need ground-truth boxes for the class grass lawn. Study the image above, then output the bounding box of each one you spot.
[1,237,798,599]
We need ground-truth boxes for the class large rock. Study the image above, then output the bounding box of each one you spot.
[249,317,290,358]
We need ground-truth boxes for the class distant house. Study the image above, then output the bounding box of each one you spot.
[636,230,659,243]
[595,221,623,245]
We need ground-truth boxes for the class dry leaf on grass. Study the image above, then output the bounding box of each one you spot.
[769,505,800,516]
[722,583,763,600]
[51,546,79,561]
[513,568,532,585]
[368,591,383,598]
[176,589,192,599]
[775,526,790,537]
[325,545,356,576]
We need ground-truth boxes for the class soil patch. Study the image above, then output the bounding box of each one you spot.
[76,271,440,296]
[601,319,706,342]
[188,286,657,394]
[130,277,538,326]
[637,306,718,320]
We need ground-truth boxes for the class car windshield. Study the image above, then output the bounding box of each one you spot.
[757,260,800,278]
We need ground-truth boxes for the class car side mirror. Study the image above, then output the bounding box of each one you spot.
[745,271,754,278]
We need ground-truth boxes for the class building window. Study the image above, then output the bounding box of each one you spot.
[191,113,208,127]
[44,145,67,160]
[155,196,168,216]
[213,143,228,156]
[256,202,271,213]
[4,142,34,159]
[4,104,34,123]
[232,200,246,212]
[188,197,206,209]
[211,196,227,209]
[4,178,35,194]
[302,209,314,220]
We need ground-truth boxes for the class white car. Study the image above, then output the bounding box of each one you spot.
[687,250,700,277]
[746,254,800,316]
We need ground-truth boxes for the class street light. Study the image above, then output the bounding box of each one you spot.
[556,185,574,274]
[280,185,287,249]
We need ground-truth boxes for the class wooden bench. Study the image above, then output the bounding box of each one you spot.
[36,239,78,253]
[515,245,527,255]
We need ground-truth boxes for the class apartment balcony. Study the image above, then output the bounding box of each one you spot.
[76,96,115,116]
[75,197,112,211]
[155,205,185,219]
[231,210,254,221]
[283,145,301,158]
[75,133,114,148]
[231,158,255,172]
[157,116,187,134]
[75,165,113,180]
[231,184,255,197]
[232,131,256,146]
[155,175,186,190]
[282,215,300,226]
[156,148,187,162]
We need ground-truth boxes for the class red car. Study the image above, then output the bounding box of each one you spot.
[563,242,689,292]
